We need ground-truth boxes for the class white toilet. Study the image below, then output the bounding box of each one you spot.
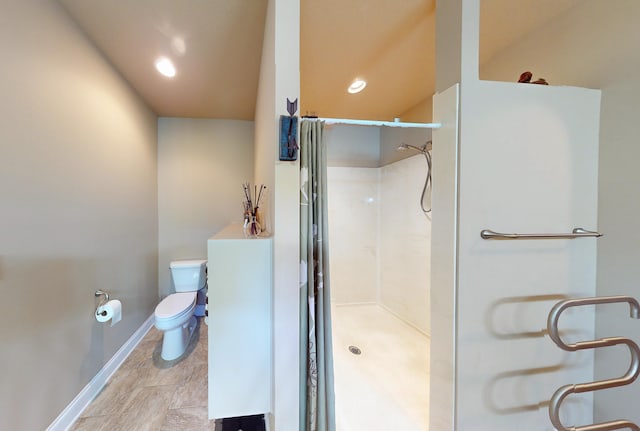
[154,259,207,361]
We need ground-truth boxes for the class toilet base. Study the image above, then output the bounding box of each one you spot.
[160,315,197,361]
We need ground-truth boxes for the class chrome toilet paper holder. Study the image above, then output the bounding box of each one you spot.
[95,290,110,316]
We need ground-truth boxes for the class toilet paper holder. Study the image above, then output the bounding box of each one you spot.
[95,290,110,316]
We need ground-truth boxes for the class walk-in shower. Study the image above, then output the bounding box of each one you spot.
[325,125,431,431]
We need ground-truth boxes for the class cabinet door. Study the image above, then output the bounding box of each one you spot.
[208,235,272,420]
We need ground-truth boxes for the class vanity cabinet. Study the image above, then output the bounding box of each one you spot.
[207,224,272,420]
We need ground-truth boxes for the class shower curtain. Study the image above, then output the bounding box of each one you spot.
[299,119,336,431]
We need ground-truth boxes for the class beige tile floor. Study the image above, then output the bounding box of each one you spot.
[71,317,215,431]
[71,305,428,431]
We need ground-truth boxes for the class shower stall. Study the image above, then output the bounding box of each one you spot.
[325,124,432,431]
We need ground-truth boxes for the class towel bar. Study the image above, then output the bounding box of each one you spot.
[481,227,602,240]
[547,296,640,431]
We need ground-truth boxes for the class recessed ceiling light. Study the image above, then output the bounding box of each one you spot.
[348,79,367,94]
[155,57,176,78]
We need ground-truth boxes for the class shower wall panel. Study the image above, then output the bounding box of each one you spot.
[327,167,379,304]
[327,160,431,336]
[380,156,431,335]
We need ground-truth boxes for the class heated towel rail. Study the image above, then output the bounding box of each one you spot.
[547,296,640,431]
[481,227,602,240]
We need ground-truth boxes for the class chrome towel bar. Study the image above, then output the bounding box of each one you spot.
[480,227,602,240]
[547,296,640,431]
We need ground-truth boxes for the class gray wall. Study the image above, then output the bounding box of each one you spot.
[325,125,381,168]
[0,0,159,429]
[157,118,254,297]
[325,124,431,168]
[480,0,640,423]
[380,127,432,166]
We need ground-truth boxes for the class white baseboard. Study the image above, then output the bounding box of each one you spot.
[47,314,155,431]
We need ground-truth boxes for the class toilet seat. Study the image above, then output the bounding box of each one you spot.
[155,292,196,321]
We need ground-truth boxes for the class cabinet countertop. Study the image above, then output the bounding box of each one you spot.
[209,223,272,241]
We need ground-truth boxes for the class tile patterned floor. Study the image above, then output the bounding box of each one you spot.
[71,306,427,431]
[71,318,215,431]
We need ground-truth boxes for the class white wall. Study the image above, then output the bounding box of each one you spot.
[253,0,300,428]
[430,84,459,431]
[157,118,254,297]
[0,1,158,429]
[380,155,431,334]
[454,81,600,431]
[433,2,603,430]
[479,1,640,424]
[327,157,431,334]
[327,167,379,305]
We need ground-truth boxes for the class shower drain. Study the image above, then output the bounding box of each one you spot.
[348,345,362,355]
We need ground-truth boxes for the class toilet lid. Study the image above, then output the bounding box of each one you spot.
[170,259,207,269]
[155,292,196,320]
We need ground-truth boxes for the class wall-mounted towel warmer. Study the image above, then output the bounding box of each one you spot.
[480,227,602,240]
[547,296,640,431]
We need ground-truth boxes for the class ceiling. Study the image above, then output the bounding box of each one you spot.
[59,0,580,122]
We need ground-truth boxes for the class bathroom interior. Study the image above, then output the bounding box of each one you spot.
[2,1,640,431]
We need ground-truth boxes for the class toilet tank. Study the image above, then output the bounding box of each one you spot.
[170,259,207,292]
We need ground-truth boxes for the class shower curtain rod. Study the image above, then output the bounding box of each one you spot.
[306,117,442,129]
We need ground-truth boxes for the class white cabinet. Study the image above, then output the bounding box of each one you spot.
[207,224,272,420]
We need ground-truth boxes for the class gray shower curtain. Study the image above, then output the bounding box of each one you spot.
[299,119,336,431]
